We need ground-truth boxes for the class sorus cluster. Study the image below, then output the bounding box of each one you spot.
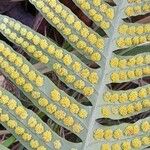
[0,111,48,150]
[0,57,35,94]
[104,86,150,103]
[27,117,63,150]
[0,16,99,91]
[53,62,97,96]
[102,86,150,117]
[73,0,114,30]
[0,43,85,135]
[0,55,84,134]
[32,88,85,134]
[0,42,44,87]
[0,89,28,119]
[30,0,104,62]
[0,20,50,64]
[93,119,150,150]
[32,88,87,133]
[101,98,150,117]
[125,3,150,17]
[0,91,64,150]
[50,89,88,119]
[116,35,150,48]
[118,24,150,35]
[93,119,150,140]
[110,66,150,82]
[110,54,150,69]
[100,136,150,150]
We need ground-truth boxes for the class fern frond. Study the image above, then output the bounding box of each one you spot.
[28,0,105,65]
[124,1,150,17]
[72,0,115,32]
[0,87,81,150]
[100,84,150,119]
[0,41,90,139]
[92,117,150,150]
[0,15,100,98]
[0,0,149,150]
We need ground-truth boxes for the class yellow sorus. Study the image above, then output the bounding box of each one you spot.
[72,123,83,133]
[101,144,111,150]
[110,57,119,67]
[15,77,25,86]
[91,52,101,62]
[74,80,85,89]
[101,106,111,117]
[70,103,80,114]
[128,90,139,102]
[38,98,48,107]
[23,83,33,93]
[88,72,99,84]
[35,123,44,134]
[27,71,36,81]
[46,104,57,114]
[118,106,127,116]
[15,126,25,135]
[122,141,131,150]
[118,59,127,68]
[50,89,61,101]
[127,104,135,114]
[141,121,150,132]
[118,24,128,34]
[134,102,142,112]
[141,136,150,145]
[113,129,123,139]
[83,87,94,96]
[111,72,119,82]
[22,133,32,141]
[30,140,39,149]
[54,49,63,59]
[104,129,113,140]
[0,113,9,122]
[53,140,62,150]
[124,125,140,136]
[78,109,88,118]
[7,120,17,129]
[127,70,135,79]
[42,130,52,142]
[10,71,19,80]
[15,106,28,119]
[60,97,70,108]
[54,110,66,120]
[1,95,9,104]
[142,99,150,108]
[63,116,74,126]
[72,62,82,73]
[80,69,90,79]
[110,93,119,102]
[63,54,73,65]
[138,88,147,98]
[26,31,34,40]
[93,129,104,140]
[28,117,37,128]
[31,91,41,99]
[7,99,17,110]
[15,56,23,67]
[21,64,30,74]
[131,138,142,148]
[56,67,68,76]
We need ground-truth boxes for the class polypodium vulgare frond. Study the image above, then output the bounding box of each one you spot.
[0,0,149,150]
